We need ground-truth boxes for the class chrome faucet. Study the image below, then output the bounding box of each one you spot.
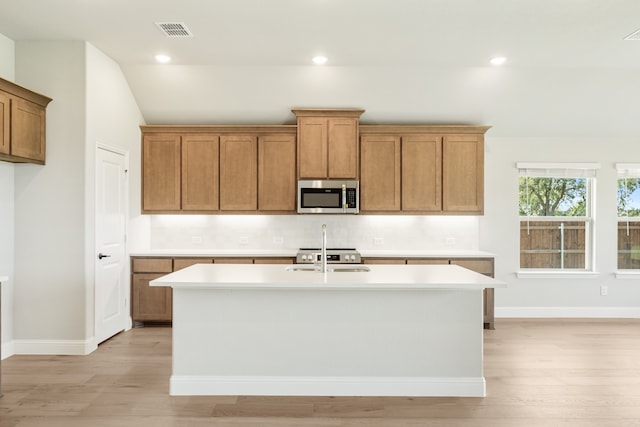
[321,224,327,273]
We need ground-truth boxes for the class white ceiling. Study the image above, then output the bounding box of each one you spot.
[1,0,640,135]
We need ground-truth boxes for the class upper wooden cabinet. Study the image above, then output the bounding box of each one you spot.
[0,77,52,165]
[142,134,181,212]
[293,109,364,179]
[141,126,298,214]
[258,134,296,211]
[182,134,219,211]
[402,134,442,211]
[442,134,484,213]
[359,126,489,214]
[140,120,489,216]
[360,134,401,211]
[220,135,258,211]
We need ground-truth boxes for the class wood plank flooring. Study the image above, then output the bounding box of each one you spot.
[1,319,640,426]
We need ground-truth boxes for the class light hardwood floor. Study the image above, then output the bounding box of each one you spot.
[1,319,640,426]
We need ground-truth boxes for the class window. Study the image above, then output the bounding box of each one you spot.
[617,164,640,270]
[518,163,599,271]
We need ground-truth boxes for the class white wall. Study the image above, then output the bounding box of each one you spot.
[9,41,145,355]
[85,43,145,337]
[482,137,640,317]
[14,42,88,353]
[0,32,15,359]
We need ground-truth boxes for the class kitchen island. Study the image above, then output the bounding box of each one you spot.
[151,263,504,397]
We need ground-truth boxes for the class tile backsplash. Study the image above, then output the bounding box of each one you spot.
[148,215,479,251]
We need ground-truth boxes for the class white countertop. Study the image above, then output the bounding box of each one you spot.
[130,249,494,258]
[151,263,504,291]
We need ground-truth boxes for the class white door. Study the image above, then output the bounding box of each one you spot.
[95,145,128,344]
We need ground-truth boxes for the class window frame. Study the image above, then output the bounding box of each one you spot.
[517,162,599,274]
[616,163,640,272]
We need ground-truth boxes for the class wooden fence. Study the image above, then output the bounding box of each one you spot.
[520,220,640,269]
[520,220,586,269]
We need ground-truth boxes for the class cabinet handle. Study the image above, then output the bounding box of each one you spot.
[98,253,111,260]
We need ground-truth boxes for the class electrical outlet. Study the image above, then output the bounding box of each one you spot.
[374,237,384,245]
[239,236,249,245]
[600,285,608,296]
[273,236,284,245]
[191,236,203,244]
[445,237,456,246]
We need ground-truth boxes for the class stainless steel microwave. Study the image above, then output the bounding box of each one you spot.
[297,180,359,214]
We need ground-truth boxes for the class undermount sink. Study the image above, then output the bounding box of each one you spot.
[284,265,370,273]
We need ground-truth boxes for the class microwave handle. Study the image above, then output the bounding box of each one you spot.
[342,184,347,213]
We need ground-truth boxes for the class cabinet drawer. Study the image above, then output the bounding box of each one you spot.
[173,258,214,271]
[254,257,296,264]
[362,258,406,265]
[406,259,449,265]
[132,257,173,273]
[214,258,254,264]
[450,259,493,276]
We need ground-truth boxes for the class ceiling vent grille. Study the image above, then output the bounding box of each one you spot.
[155,22,193,38]
[624,28,640,40]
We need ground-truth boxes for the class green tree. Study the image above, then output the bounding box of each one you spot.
[519,177,587,216]
[617,178,640,217]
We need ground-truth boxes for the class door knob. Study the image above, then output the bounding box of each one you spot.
[98,253,111,260]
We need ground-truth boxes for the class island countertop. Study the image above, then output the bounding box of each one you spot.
[150,263,505,291]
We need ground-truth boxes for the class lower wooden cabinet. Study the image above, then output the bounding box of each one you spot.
[131,257,174,324]
[131,256,295,325]
[364,256,496,329]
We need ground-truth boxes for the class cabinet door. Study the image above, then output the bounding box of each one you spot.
[131,273,172,322]
[0,92,9,155]
[360,135,401,211]
[182,134,219,211]
[258,134,296,211]
[142,134,181,212]
[297,117,327,178]
[402,135,442,211]
[362,258,406,265]
[442,134,484,213]
[11,97,46,163]
[220,135,257,210]
[328,118,358,179]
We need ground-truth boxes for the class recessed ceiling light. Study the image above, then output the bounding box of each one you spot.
[489,56,507,66]
[155,54,171,64]
[312,55,328,65]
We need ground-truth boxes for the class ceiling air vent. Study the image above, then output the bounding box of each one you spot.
[624,28,640,41]
[155,22,193,38]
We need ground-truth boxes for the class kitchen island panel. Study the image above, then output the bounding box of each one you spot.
[171,286,484,397]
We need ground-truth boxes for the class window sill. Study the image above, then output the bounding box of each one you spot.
[516,270,600,279]
[615,271,640,280]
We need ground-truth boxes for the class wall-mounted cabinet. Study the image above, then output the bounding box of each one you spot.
[293,109,364,179]
[359,126,488,214]
[0,77,52,165]
[141,126,298,214]
[140,118,489,216]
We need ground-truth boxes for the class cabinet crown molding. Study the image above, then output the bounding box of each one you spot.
[0,77,53,107]
[292,108,365,118]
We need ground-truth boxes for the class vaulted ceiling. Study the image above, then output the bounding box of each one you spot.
[1,0,639,136]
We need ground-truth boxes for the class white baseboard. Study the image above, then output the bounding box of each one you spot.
[170,375,486,397]
[496,306,640,318]
[13,338,98,356]
[1,340,15,360]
